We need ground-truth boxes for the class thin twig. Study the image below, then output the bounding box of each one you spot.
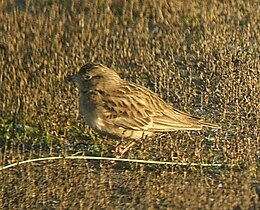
[0,156,238,171]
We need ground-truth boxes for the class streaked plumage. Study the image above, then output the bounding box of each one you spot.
[67,63,219,155]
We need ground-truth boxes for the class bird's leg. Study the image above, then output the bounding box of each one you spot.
[115,140,137,157]
[115,141,122,155]
[115,132,148,157]
[119,140,137,156]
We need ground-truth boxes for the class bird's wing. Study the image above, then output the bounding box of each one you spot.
[100,83,218,132]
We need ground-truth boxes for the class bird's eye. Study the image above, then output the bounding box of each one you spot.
[83,74,92,80]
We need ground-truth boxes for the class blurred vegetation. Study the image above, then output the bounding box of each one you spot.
[0,0,259,209]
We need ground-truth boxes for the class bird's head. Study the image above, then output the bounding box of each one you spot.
[66,63,121,93]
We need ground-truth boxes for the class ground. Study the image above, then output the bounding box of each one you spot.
[0,0,259,209]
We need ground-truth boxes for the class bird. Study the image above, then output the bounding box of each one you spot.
[67,63,219,156]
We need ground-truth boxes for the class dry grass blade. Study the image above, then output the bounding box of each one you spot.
[0,156,240,171]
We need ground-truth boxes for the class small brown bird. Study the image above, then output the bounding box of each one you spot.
[67,63,219,156]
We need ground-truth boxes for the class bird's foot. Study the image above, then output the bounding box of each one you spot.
[114,140,137,158]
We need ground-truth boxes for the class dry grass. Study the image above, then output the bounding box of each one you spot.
[0,0,259,209]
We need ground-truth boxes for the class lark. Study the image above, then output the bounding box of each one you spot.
[67,63,219,156]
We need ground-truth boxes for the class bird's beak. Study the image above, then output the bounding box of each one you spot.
[65,74,76,83]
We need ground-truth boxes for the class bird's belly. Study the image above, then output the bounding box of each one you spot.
[118,128,154,140]
[90,121,154,140]
[79,98,154,139]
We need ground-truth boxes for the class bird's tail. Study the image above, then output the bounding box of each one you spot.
[199,120,220,129]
